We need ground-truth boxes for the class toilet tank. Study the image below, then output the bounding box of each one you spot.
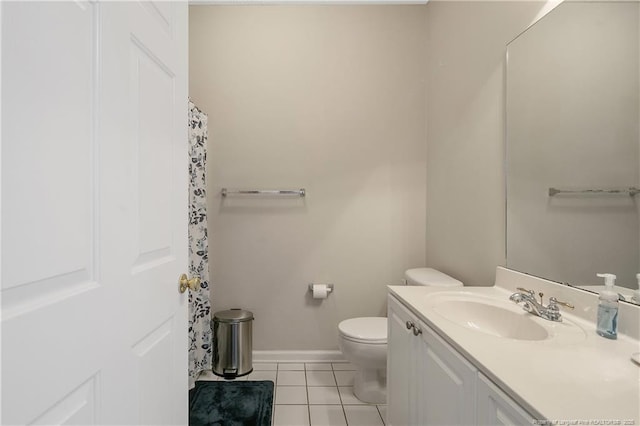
[405,268,463,287]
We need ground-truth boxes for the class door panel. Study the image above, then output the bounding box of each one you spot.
[419,321,477,426]
[132,319,176,425]
[30,376,98,426]
[2,1,97,315]
[130,38,175,272]
[141,2,173,36]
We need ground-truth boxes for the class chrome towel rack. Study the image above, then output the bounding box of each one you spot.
[548,187,640,197]
[221,188,306,198]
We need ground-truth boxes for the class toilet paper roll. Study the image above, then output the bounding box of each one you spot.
[312,284,330,299]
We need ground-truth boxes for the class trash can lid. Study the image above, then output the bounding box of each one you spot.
[213,309,254,323]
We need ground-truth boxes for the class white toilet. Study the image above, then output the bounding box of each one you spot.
[337,268,463,404]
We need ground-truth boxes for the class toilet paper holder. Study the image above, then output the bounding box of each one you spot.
[308,283,334,292]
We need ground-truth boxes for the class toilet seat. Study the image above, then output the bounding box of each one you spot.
[338,317,387,344]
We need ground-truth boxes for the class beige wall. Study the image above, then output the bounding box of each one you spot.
[189,2,559,350]
[190,6,428,350]
[425,1,546,287]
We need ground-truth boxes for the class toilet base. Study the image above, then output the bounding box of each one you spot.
[352,367,386,404]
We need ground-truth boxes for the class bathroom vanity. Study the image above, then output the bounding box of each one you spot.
[387,267,640,426]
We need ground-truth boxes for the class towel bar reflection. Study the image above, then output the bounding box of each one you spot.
[221,188,306,197]
[548,187,640,197]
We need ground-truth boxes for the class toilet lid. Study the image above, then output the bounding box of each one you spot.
[405,268,463,287]
[338,317,387,344]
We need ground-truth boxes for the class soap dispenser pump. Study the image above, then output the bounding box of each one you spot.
[596,273,618,339]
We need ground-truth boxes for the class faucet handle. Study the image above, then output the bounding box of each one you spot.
[548,297,574,310]
[516,287,534,296]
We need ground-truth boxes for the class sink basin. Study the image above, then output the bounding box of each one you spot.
[422,291,586,343]
[431,300,549,341]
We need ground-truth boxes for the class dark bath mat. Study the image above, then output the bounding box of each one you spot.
[189,380,274,426]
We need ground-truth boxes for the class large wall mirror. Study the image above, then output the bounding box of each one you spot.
[506,0,640,304]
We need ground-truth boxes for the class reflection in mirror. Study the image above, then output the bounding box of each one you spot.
[506,1,640,304]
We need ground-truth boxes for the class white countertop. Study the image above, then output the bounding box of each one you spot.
[388,271,640,424]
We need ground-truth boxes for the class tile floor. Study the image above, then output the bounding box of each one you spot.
[198,362,387,426]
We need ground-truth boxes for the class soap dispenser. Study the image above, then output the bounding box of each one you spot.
[596,273,618,339]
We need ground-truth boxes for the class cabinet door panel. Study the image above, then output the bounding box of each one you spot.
[418,320,477,426]
[387,296,416,426]
[477,373,535,425]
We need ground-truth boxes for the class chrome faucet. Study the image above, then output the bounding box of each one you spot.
[509,287,574,322]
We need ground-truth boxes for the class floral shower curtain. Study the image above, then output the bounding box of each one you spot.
[188,101,212,388]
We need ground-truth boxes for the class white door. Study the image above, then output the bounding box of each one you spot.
[1,2,189,425]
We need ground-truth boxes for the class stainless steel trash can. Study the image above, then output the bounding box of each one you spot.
[212,309,253,378]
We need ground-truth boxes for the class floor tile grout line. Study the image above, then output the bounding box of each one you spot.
[303,363,312,426]
[271,371,276,426]
[273,368,278,418]
[376,405,385,426]
[332,364,349,425]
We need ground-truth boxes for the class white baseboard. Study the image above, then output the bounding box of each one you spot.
[253,350,345,363]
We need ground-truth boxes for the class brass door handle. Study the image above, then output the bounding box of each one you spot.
[179,274,201,293]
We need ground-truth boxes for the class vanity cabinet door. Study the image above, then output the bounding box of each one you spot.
[477,373,535,425]
[388,295,477,426]
[416,319,478,426]
[387,295,418,426]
